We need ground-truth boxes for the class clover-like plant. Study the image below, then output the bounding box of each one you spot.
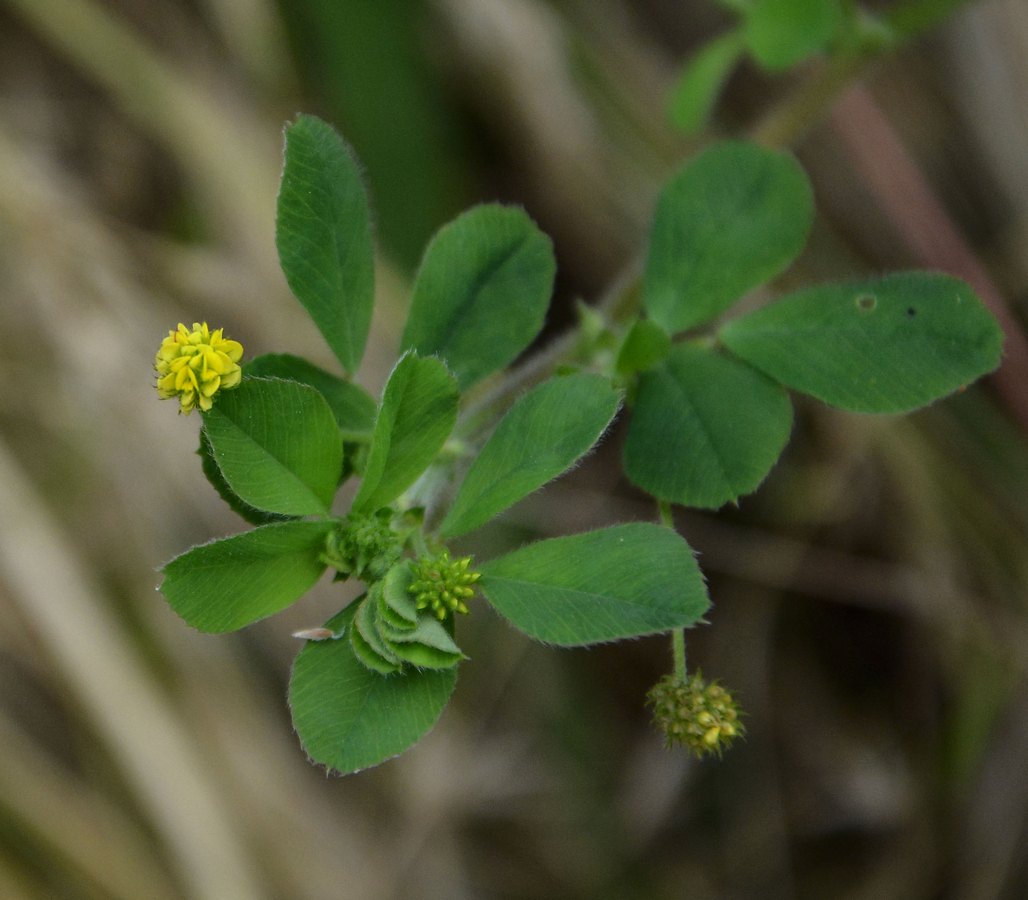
[156,114,1001,774]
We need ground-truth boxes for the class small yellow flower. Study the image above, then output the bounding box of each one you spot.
[155,322,243,414]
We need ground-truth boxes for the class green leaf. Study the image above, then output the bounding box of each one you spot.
[401,204,556,389]
[387,639,463,670]
[353,353,459,513]
[441,374,620,537]
[623,342,793,508]
[198,430,289,526]
[385,616,463,670]
[245,354,376,439]
[377,563,419,630]
[744,0,842,71]
[274,0,468,269]
[479,523,709,645]
[203,378,343,516]
[276,115,375,374]
[719,272,1004,413]
[644,142,813,334]
[349,619,402,675]
[289,604,458,774]
[160,521,333,633]
[668,30,745,134]
[376,605,417,639]
[615,319,672,377]
[354,594,403,666]
[885,0,970,41]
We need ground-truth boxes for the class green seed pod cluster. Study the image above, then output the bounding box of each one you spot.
[408,550,481,620]
[646,672,744,757]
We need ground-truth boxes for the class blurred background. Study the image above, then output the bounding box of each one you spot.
[1,0,1027,897]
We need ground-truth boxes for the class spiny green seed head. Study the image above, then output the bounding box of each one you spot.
[646,672,744,758]
[408,550,481,620]
[322,511,403,582]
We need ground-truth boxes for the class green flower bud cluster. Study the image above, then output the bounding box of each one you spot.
[322,510,403,582]
[408,551,480,620]
[646,672,744,758]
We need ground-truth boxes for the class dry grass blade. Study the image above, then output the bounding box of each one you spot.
[0,437,268,900]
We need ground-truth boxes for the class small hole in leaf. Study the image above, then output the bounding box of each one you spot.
[906,307,917,317]
[856,294,877,312]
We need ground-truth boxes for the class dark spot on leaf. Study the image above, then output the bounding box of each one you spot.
[855,294,877,313]
[906,307,917,317]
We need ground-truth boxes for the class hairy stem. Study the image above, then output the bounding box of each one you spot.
[750,0,978,149]
[672,629,687,681]
[419,0,976,524]
[884,0,978,40]
[657,500,687,679]
[748,51,872,150]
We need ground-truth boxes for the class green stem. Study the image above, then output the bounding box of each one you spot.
[455,327,581,444]
[749,0,977,150]
[426,322,603,528]
[420,0,973,527]
[456,255,646,448]
[748,50,872,150]
[885,0,978,41]
[672,628,687,681]
[409,528,431,558]
[657,499,687,679]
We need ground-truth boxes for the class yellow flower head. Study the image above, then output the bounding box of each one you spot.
[154,322,243,414]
